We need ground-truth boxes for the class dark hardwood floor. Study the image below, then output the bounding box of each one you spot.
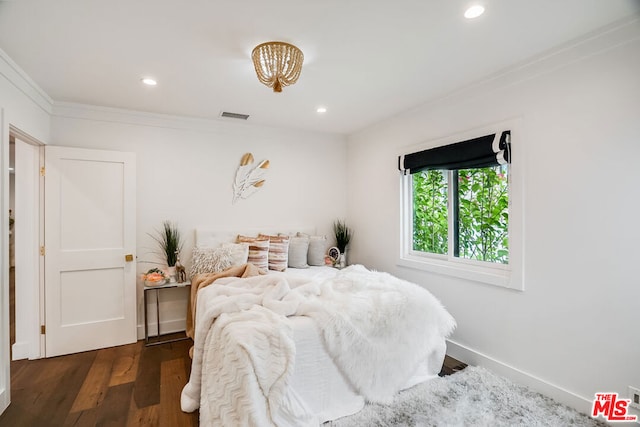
[0,337,198,427]
[0,335,465,427]
[440,354,468,376]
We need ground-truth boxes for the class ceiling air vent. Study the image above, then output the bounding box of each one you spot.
[220,111,250,120]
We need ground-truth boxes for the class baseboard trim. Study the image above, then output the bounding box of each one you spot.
[445,339,594,416]
[136,318,187,341]
[11,341,30,361]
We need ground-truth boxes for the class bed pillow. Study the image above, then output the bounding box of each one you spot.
[287,235,309,269]
[237,235,270,271]
[301,233,328,266]
[259,234,290,272]
[190,246,235,277]
[220,242,249,266]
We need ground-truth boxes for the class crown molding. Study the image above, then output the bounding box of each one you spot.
[396,14,640,122]
[0,47,53,114]
[52,101,343,140]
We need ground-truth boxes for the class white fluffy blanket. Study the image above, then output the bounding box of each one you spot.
[181,265,456,425]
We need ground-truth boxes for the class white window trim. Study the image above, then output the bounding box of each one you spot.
[398,120,524,291]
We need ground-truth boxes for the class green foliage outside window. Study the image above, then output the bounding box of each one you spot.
[412,165,509,264]
[457,166,509,263]
[412,170,448,254]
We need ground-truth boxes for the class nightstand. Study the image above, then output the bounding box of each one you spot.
[144,280,191,346]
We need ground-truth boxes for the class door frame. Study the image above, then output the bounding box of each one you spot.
[1,106,9,415]
[11,131,44,360]
[0,121,45,416]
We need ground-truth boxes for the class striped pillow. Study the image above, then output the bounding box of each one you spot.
[259,234,290,272]
[237,235,270,271]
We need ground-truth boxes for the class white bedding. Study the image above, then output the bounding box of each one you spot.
[181,264,455,426]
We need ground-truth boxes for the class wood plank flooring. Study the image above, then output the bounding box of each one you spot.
[0,338,198,427]
[0,336,465,427]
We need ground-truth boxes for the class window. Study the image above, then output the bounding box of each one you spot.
[399,128,522,289]
[412,165,509,263]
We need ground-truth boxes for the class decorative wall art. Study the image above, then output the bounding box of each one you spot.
[233,152,270,203]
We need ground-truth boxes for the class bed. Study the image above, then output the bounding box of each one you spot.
[180,229,456,426]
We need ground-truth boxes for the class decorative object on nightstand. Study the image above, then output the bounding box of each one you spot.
[333,219,353,268]
[327,246,340,267]
[175,253,187,283]
[149,220,183,281]
[141,268,167,286]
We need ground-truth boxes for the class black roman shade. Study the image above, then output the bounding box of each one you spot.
[399,130,511,174]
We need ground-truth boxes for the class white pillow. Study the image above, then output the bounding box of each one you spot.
[190,246,234,277]
[221,242,249,266]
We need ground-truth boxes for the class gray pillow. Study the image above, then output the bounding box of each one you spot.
[288,235,309,268]
[307,235,328,266]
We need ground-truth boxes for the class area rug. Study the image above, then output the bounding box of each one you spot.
[327,366,606,427]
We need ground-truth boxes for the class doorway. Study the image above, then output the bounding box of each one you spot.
[8,130,43,361]
[8,137,14,357]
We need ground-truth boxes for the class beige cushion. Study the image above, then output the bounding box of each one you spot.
[259,234,290,272]
[237,235,270,271]
[221,242,249,266]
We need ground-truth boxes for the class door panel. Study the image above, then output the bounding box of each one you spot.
[44,146,136,357]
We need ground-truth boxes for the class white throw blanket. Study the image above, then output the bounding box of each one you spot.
[181,265,456,425]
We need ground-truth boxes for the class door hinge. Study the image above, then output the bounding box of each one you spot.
[40,325,46,334]
[40,166,45,176]
[40,246,45,256]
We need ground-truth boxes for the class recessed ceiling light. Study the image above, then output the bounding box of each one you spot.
[141,78,157,86]
[464,5,485,19]
[316,106,327,113]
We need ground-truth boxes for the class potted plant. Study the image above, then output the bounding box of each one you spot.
[333,219,352,268]
[150,221,183,279]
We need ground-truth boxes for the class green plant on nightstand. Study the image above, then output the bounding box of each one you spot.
[150,220,183,267]
[333,219,353,268]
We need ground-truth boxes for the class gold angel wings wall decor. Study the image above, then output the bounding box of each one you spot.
[233,152,270,203]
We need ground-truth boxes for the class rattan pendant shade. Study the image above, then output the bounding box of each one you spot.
[252,41,304,92]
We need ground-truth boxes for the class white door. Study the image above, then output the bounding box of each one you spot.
[44,146,136,357]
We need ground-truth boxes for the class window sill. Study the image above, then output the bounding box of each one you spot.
[398,253,522,291]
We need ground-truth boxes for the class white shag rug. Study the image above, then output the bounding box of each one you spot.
[327,366,607,427]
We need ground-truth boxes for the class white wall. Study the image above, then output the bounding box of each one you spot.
[50,104,348,337]
[347,17,640,415]
[0,48,52,414]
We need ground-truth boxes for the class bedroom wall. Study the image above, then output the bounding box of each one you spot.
[346,17,640,416]
[49,104,347,337]
[0,48,52,414]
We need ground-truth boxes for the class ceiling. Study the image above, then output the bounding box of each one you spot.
[0,1,638,135]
